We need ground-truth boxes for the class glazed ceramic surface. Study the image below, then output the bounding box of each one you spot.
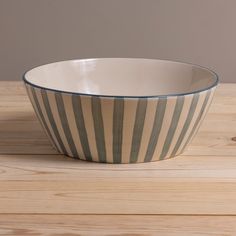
[23,58,218,163]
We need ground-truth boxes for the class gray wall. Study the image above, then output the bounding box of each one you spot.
[0,0,234,82]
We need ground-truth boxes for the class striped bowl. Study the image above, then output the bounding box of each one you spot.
[23,58,218,163]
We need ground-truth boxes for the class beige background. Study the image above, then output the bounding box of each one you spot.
[0,0,234,82]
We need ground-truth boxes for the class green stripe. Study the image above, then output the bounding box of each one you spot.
[130,99,147,163]
[159,96,185,160]
[91,96,107,163]
[72,95,92,161]
[144,98,167,162]
[179,90,212,154]
[113,98,124,164]
[55,93,79,158]
[170,94,200,157]
[41,90,68,155]
[30,87,60,152]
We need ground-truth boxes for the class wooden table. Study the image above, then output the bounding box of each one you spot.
[0,81,236,235]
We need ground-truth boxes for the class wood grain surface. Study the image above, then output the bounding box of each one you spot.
[0,215,236,236]
[0,82,236,235]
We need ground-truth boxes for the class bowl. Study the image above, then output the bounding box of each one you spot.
[23,58,218,163]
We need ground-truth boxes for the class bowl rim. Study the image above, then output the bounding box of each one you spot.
[22,58,219,98]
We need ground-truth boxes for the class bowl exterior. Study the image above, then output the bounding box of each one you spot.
[25,83,216,163]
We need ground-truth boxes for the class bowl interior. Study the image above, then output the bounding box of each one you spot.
[24,58,218,97]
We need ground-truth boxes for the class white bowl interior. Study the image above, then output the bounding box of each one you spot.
[24,58,217,96]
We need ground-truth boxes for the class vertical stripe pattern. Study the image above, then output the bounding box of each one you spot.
[159,96,185,160]
[55,93,78,158]
[41,89,68,155]
[113,98,124,163]
[91,96,107,163]
[179,90,213,154]
[152,97,177,160]
[26,85,215,163]
[137,99,158,163]
[101,98,114,163]
[72,95,92,161]
[26,85,60,152]
[130,99,147,163]
[144,98,167,162]
[170,93,200,157]
[46,91,73,156]
[62,94,86,160]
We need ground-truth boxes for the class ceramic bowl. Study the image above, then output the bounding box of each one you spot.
[23,58,218,163]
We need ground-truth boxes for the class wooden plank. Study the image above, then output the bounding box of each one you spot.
[0,82,54,154]
[0,215,235,236]
[1,178,236,214]
[0,81,26,95]
[0,124,56,155]
[1,154,236,181]
[0,84,56,154]
[1,153,236,215]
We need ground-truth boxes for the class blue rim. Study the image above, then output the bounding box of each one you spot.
[22,58,219,98]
